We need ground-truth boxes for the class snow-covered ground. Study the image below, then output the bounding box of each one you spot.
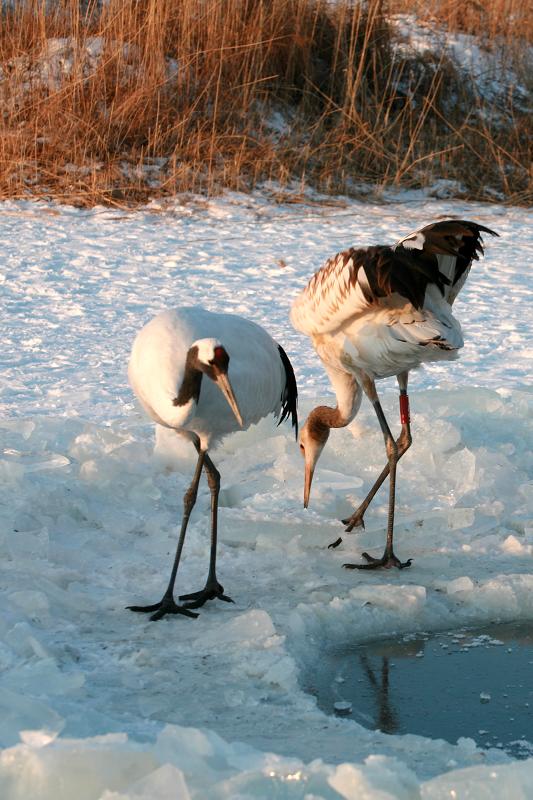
[1,189,532,799]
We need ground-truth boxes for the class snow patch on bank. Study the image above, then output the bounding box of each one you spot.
[391,14,532,112]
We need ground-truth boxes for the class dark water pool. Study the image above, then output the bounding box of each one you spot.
[305,623,533,759]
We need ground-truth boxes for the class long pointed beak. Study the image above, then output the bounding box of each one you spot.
[303,459,315,509]
[216,373,243,427]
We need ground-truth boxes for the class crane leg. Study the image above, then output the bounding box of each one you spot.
[180,453,234,609]
[329,372,412,549]
[127,448,206,621]
[343,376,412,570]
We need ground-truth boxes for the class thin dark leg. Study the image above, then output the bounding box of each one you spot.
[127,449,205,621]
[343,377,412,570]
[180,453,234,609]
[329,372,412,549]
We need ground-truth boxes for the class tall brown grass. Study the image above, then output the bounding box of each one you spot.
[391,0,533,43]
[0,0,531,206]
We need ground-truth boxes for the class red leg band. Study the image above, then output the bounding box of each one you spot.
[399,394,410,425]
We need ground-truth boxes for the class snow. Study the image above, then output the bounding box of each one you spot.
[0,36,173,92]
[1,188,533,798]
[0,37,103,92]
[390,14,532,112]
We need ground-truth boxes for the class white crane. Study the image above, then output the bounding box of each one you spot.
[291,220,498,568]
[127,306,298,620]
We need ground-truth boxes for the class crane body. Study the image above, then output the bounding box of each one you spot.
[292,220,498,566]
[128,306,298,620]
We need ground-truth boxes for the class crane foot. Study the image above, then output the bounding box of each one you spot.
[180,579,234,609]
[343,550,412,570]
[127,595,199,621]
[342,511,366,533]
[328,510,366,547]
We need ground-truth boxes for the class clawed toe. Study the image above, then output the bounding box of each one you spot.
[127,597,199,621]
[343,551,412,570]
[179,583,234,609]
[327,511,367,548]
[127,601,163,613]
[342,514,366,533]
[328,536,344,550]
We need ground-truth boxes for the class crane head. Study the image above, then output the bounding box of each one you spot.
[193,338,243,427]
[299,416,330,508]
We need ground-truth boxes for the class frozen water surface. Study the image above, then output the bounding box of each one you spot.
[305,622,533,760]
[1,190,533,798]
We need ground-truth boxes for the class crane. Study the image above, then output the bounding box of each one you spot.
[291,220,497,568]
[127,306,298,620]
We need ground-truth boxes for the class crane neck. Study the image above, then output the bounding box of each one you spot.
[307,372,362,433]
[307,404,352,433]
[315,365,363,432]
[173,349,203,409]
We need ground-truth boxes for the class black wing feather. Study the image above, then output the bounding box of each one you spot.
[389,219,498,308]
[290,218,498,336]
[348,245,450,310]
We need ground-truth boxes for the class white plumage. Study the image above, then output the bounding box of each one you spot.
[129,306,292,448]
[127,306,298,620]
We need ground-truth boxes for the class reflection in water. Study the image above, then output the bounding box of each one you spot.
[306,623,533,759]
[359,655,398,734]
[355,636,426,735]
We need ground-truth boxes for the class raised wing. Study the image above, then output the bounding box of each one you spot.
[394,220,498,304]
[290,220,498,335]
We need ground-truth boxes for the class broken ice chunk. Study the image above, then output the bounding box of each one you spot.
[0,688,64,747]
[446,576,474,596]
[334,701,352,716]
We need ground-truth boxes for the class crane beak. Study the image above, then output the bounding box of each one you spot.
[303,459,314,509]
[216,373,244,427]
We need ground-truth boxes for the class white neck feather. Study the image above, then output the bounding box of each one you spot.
[194,337,222,365]
[324,364,362,425]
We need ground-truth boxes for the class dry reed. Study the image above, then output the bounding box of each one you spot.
[0,0,531,206]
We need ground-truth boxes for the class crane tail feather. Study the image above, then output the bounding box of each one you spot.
[277,344,299,440]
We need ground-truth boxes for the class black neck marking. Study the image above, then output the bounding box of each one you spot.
[173,346,203,407]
